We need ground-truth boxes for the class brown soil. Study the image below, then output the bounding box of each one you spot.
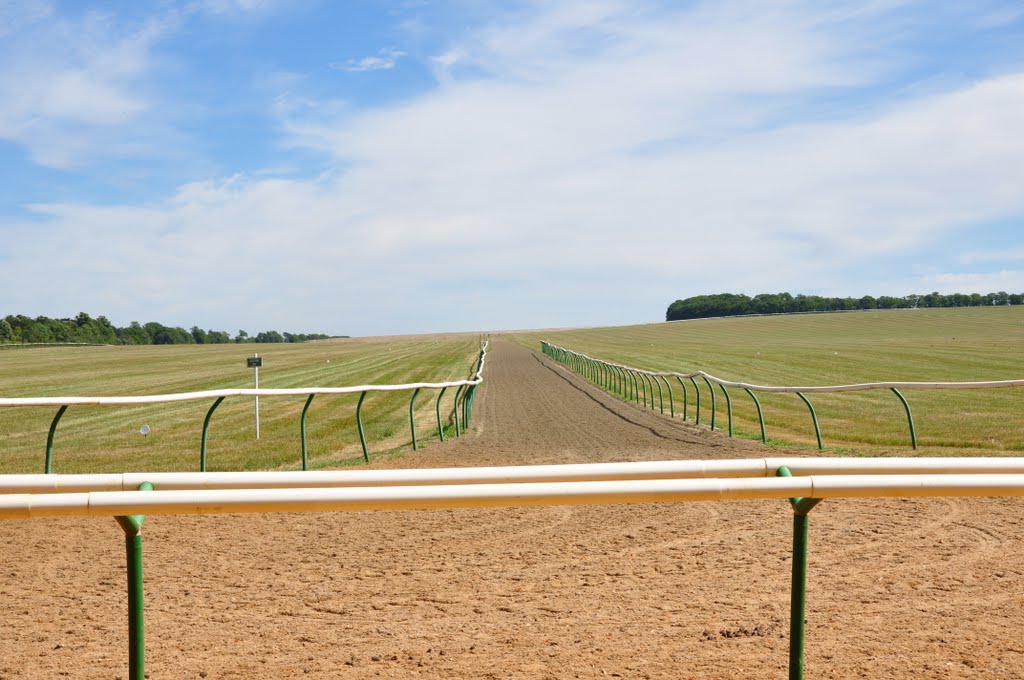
[2,340,1023,679]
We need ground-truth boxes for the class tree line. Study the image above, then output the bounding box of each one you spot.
[666,291,1024,322]
[0,312,334,345]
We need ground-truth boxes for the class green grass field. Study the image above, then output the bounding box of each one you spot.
[511,307,1024,456]
[0,336,481,474]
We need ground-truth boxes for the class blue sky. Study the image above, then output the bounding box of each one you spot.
[1,1,1023,336]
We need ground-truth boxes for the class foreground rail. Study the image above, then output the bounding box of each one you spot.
[3,456,1024,680]
[0,340,488,472]
[542,341,1024,450]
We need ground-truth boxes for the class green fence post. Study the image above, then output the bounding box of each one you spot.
[654,375,665,413]
[629,370,640,403]
[676,377,689,421]
[409,387,422,451]
[638,372,648,407]
[300,394,315,471]
[891,388,917,449]
[777,466,823,680]
[661,376,675,417]
[435,386,448,442]
[462,385,473,430]
[44,405,68,474]
[452,385,465,436]
[701,376,717,430]
[689,377,701,424]
[744,388,767,443]
[114,481,153,680]
[200,396,225,472]
[356,390,369,462]
[719,384,733,437]
[795,392,823,450]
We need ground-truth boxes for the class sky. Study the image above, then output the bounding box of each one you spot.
[1,0,1023,337]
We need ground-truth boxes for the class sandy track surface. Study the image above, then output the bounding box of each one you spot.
[2,340,1023,679]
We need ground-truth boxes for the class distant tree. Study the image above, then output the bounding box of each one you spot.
[117,321,151,345]
[152,326,194,345]
[93,316,118,344]
[665,290,1022,321]
[3,312,328,345]
[254,330,285,343]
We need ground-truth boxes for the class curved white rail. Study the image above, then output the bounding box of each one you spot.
[542,342,1024,393]
[0,382,478,407]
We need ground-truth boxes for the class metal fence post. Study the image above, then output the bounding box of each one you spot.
[200,397,225,472]
[409,388,422,450]
[356,391,369,462]
[114,481,153,680]
[300,394,315,470]
[44,405,68,474]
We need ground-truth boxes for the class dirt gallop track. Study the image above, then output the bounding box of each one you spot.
[2,340,1024,679]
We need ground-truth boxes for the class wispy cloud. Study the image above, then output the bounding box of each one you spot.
[330,48,406,73]
[914,270,1024,293]
[193,0,284,16]
[0,7,177,168]
[959,247,1024,265]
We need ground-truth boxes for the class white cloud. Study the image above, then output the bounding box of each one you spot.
[0,0,54,38]
[0,8,175,167]
[959,247,1024,265]
[194,0,284,16]
[330,48,407,73]
[913,271,1024,293]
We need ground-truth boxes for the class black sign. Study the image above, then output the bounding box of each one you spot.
[247,357,263,368]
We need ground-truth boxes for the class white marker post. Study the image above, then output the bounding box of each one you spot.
[247,354,263,439]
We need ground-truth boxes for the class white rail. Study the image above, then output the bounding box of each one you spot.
[0,382,484,407]
[3,471,1024,519]
[4,456,1024,493]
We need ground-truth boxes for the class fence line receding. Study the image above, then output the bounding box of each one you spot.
[0,339,488,473]
[541,341,1023,451]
